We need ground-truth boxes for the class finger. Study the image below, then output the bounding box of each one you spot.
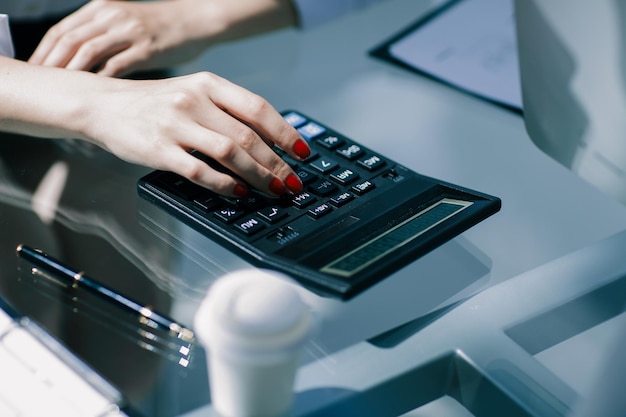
[164,147,249,198]
[194,109,303,194]
[65,33,132,73]
[30,4,101,64]
[30,31,59,64]
[40,22,109,68]
[97,44,148,77]
[202,75,311,161]
[180,124,290,197]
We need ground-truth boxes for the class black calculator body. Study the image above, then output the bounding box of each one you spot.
[137,111,501,299]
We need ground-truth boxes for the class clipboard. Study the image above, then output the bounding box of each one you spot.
[369,0,522,113]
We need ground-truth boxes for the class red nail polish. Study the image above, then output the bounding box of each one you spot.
[293,139,311,159]
[233,184,248,197]
[269,178,286,196]
[285,174,303,194]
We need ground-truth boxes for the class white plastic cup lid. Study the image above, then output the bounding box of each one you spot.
[194,269,312,356]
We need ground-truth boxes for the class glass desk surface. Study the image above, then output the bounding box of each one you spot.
[0,133,497,416]
[1,118,626,417]
[2,0,626,415]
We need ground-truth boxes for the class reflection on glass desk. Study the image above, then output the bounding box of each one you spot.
[0,136,210,416]
[138,196,493,356]
[0,296,125,417]
[5,244,205,417]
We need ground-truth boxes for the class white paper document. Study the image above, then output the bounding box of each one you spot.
[0,14,14,58]
[388,0,521,109]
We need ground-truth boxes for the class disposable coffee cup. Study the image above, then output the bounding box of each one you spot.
[194,269,313,417]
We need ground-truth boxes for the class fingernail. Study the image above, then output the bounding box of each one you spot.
[293,139,311,159]
[285,174,303,194]
[233,183,249,197]
[269,178,287,196]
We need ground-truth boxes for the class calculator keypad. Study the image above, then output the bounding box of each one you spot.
[151,112,393,243]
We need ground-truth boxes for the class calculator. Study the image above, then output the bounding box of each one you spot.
[137,111,501,299]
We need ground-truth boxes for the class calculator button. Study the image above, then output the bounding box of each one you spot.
[214,206,246,223]
[357,155,386,171]
[283,112,307,127]
[298,122,326,141]
[383,168,406,181]
[258,206,289,223]
[294,168,318,185]
[280,152,299,166]
[317,135,344,150]
[336,144,364,160]
[308,203,333,219]
[310,179,338,197]
[157,173,203,200]
[352,180,376,195]
[193,196,220,211]
[310,158,338,174]
[238,194,265,210]
[235,217,266,236]
[330,191,355,207]
[267,226,299,245]
[292,192,317,208]
[330,168,359,185]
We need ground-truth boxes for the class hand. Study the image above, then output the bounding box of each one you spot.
[29,0,298,77]
[29,0,209,77]
[82,71,309,197]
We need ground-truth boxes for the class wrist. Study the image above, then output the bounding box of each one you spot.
[181,0,298,45]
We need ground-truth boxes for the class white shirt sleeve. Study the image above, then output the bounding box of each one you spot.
[291,0,387,29]
[0,14,14,58]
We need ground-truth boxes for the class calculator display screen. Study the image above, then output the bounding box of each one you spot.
[320,199,472,277]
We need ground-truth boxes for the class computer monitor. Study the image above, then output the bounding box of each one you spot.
[515,0,626,205]
[515,3,626,416]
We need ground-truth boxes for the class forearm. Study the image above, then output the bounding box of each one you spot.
[0,56,119,141]
[178,0,298,46]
